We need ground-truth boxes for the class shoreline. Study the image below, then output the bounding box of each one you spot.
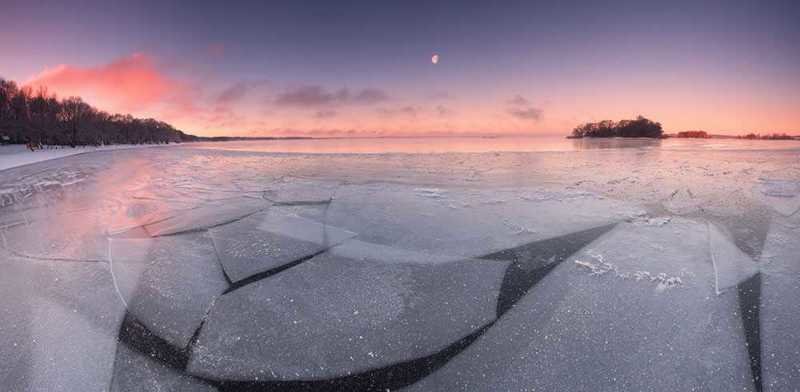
[0,143,172,173]
[567,135,800,140]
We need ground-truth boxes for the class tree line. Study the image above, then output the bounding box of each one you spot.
[0,77,197,146]
[676,131,709,138]
[740,133,796,140]
[571,115,663,138]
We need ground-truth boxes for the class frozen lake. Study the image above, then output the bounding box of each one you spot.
[0,137,798,391]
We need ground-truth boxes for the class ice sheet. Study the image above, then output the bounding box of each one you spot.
[262,178,340,204]
[143,197,270,237]
[707,222,759,294]
[110,234,228,348]
[210,208,356,282]
[0,141,798,390]
[755,178,800,217]
[323,183,637,259]
[760,217,800,391]
[407,219,755,391]
[1,210,108,262]
[187,252,508,380]
[0,256,124,391]
[110,345,218,392]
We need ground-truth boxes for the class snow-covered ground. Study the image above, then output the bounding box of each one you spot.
[0,144,171,172]
[0,138,798,391]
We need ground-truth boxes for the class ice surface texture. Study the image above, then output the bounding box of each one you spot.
[111,234,229,348]
[143,197,270,237]
[0,256,124,391]
[408,219,755,392]
[760,217,800,391]
[188,251,508,380]
[0,143,798,391]
[210,209,356,283]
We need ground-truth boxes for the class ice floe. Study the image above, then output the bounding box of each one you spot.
[110,233,228,348]
[324,183,637,258]
[755,178,800,217]
[110,345,218,392]
[407,218,755,392]
[707,222,759,294]
[187,252,508,380]
[142,197,270,237]
[210,208,356,282]
[0,256,124,391]
[759,217,800,391]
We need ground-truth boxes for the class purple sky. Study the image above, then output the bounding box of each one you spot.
[2,0,798,136]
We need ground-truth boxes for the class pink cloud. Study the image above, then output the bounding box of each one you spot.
[25,53,186,114]
[274,85,388,107]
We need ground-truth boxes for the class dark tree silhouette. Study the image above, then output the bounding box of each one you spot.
[0,76,196,146]
[739,133,794,140]
[676,131,709,138]
[571,116,663,138]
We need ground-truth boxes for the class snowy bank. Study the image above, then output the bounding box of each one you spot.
[0,144,171,172]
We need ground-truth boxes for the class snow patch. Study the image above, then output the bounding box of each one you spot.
[414,187,447,199]
[519,189,594,202]
[574,251,684,291]
[502,219,537,235]
[629,214,672,227]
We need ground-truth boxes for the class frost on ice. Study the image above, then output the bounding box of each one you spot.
[573,252,685,291]
[408,218,755,391]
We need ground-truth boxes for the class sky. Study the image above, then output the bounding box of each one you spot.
[1,0,799,137]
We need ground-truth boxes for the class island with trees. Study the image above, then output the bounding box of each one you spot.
[569,116,664,138]
[672,131,797,140]
[739,133,797,140]
[675,131,709,138]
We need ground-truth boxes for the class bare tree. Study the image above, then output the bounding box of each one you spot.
[59,97,93,146]
[0,75,193,145]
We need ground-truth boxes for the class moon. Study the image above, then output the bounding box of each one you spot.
[431,53,439,64]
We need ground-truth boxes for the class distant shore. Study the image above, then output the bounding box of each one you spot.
[567,134,800,140]
[188,136,314,142]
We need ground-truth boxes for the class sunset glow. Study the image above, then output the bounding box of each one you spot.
[2,0,798,136]
[3,2,800,390]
